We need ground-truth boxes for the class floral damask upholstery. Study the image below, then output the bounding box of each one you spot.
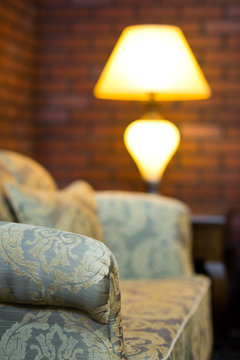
[0,222,126,359]
[4,180,103,241]
[96,191,193,279]
[121,277,212,360]
[0,150,57,221]
[0,150,213,359]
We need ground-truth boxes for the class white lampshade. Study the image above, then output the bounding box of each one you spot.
[94,25,211,101]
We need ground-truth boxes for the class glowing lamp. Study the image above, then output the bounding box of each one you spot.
[94,25,211,192]
[124,119,180,192]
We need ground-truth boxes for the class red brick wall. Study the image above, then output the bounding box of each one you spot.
[21,0,240,214]
[0,0,38,156]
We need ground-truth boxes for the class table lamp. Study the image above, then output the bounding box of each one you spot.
[94,25,211,193]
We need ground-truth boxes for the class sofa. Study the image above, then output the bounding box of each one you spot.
[0,150,213,359]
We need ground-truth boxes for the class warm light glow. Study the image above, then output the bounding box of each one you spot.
[94,25,211,101]
[124,119,180,182]
[94,24,211,191]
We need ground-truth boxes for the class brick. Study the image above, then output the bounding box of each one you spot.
[1,0,240,218]
[205,51,240,64]
[226,188,240,200]
[178,142,199,153]
[50,66,87,78]
[211,81,240,93]
[164,111,199,122]
[138,6,178,18]
[42,37,88,48]
[164,171,199,183]
[177,22,201,34]
[72,51,107,63]
[228,36,240,48]
[37,110,69,124]
[70,0,113,5]
[1,57,37,76]
[203,141,240,154]
[73,23,110,34]
[203,172,240,184]
[202,67,223,79]
[94,36,117,49]
[71,110,110,122]
[38,80,69,92]
[187,36,222,50]
[228,67,240,79]
[40,8,89,19]
[206,21,240,34]
[180,124,222,139]
[43,93,89,109]
[179,186,221,198]
[94,8,133,19]
[72,81,95,92]
[228,5,240,16]
[39,52,70,63]
[183,5,223,18]
[181,156,219,169]
[0,20,37,46]
[8,0,36,15]
[224,158,240,168]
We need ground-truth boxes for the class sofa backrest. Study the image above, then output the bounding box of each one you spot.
[96,191,194,279]
[0,150,57,221]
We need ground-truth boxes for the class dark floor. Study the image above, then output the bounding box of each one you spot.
[212,328,240,360]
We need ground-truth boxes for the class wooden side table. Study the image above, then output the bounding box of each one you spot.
[191,215,228,335]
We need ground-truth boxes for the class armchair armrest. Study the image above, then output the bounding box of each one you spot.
[0,222,126,359]
[0,222,117,324]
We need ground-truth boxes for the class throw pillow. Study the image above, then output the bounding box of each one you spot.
[3,180,102,241]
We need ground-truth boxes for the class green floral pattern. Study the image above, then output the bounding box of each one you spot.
[0,222,114,323]
[120,276,213,360]
[0,222,126,359]
[4,180,103,241]
[96,191,193,279]
[0,307,118,360]
[0,150,56,221]
[0,151,213,360]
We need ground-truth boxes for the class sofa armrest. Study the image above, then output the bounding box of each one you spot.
[0,222,127,359]
[0,222,117,324]
[96,191,194,279]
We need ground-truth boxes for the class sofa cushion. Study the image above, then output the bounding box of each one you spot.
[4,181,103,241]
[0,150,57,222]
[121,276,213,359]
[0,150,57,190]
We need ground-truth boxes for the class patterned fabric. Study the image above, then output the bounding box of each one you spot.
[96,191,193,279]
[0,150,56,221]
[0,306,116,360]
[0,150,56,190]
[0,151,213,360]
[0,222,127,359]
[121,276,213,360]
[4,180,103,241]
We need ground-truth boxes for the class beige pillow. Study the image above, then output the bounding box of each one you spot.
[4,180,102,241]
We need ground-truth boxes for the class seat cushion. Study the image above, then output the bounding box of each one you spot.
[4,180,103,241]
[120,275,213,360]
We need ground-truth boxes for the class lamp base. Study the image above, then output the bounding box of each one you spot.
[145,180,160,194]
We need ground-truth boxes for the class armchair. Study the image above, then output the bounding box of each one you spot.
[0,150,213,359]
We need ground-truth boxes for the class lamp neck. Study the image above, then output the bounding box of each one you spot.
[145,180,160,194]
[143,94,163,120]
